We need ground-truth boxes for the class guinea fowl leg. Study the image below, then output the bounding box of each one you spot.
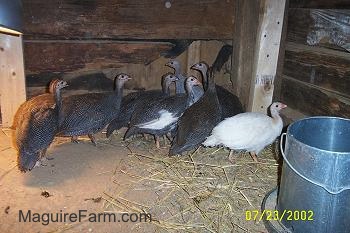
[71,136,79,144]
[249,152,259,163]
[154,135,160,149]
[228,150,235,164]
[143,133,149,140]
[88,134,97,146]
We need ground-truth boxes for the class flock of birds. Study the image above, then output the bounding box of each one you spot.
[13,49,287,173]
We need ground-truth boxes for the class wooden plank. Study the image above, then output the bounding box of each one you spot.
[283,42,350,97]
[289,0,350,9]
[23,0,235,40]
[287,9,350,52]
[231,0,264,110]
[248,0,287,113]
[281,76,350,118]
[0,34,26,127]
[23,40,173,73]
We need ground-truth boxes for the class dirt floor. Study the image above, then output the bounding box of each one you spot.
[0,127,280,233]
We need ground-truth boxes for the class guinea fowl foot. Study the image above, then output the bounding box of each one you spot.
[249,152,259,163]
[88,134,97,146]
[228,150,235,164]
[71,136,79,144]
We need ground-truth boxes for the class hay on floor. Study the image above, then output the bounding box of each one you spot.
[103,134,279,233]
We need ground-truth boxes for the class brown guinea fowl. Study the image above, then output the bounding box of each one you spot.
[15,80,68,172]
[169,68,221,155]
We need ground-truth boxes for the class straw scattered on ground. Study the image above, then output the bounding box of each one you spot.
[102,133,280,233]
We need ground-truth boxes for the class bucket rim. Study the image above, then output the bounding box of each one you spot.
[286,116,350,155]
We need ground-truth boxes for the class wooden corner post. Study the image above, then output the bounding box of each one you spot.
[232,0,287,113]
[0,33,26,127]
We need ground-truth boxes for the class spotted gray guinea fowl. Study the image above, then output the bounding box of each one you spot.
[191,61,243,119]
[15,79,68,172]
[125,75,202,148]
[106,72,177,138]
[169,68,221,155]
[58,74,131,145]
[166,60,204,103]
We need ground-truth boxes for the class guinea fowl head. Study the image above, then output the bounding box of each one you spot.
[270,102,287,117]
[191,61,209,73]
[115,73,131,89]
[162,73,178,94]
[49,79,68,93]
[165,60,181,73]
[186,76,202,90]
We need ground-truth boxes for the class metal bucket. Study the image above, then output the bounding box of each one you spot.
[277,116,350,233]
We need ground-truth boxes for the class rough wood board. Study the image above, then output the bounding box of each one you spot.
[281,75,350,118]
[289,0,350,9]
[283,42,350,97]
[286,9,350,52]
[231,0,264,110]
[24,41,173,73]
[248,0,287,113]
[23,0,235,40]
[0,34,26,127]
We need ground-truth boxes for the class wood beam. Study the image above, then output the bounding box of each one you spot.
[248,0,287,113]
[0,34,26,127]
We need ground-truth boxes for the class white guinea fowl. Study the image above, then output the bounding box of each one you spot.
[203,102,287,162]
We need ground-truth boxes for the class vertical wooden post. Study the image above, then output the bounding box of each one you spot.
[232,0,287,113]
[231,0,265,111]
[248,0,287,113]
[0,33,26,127]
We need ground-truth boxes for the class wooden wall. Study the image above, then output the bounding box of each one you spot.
[277,1,350,118]
[21,0,235,99]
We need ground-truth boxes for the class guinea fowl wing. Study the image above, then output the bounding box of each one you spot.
[216,86,244,118]
[59,93,117,135]
[207,113,274,150]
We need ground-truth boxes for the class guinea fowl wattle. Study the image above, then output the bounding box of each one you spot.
[125,75,202,148]
[15,79,68,172]
[106,72,177,138]
[169,69,221,155]
[203,102,287,162]
[58,74,131,145]
[191,61,243,119]
[166,60,204,103]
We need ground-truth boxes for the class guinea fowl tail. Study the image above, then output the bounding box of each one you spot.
[202,135,218,147]
[106,118,126,138]
[17,151,40,172]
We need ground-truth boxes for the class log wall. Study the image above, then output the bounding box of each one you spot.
[277,1,350,118]
[21,0,235,99]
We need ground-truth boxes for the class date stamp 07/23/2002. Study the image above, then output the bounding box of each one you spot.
[245,210,314,222]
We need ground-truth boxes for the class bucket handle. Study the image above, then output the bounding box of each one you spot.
[280,133,350,195]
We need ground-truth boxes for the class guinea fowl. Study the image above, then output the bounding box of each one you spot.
[58,74,131,145]
[191,61,243,119]
[125,75,202,148]
[166,60,204,104]
[106,73,178,138]
[15,79,68,172]
[203,102,287,162]
[169,69,221,155]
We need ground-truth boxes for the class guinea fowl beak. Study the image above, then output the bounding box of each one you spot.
[190,64,198,70]
[281,103,287,109]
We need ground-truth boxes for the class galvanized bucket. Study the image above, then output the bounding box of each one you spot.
[277,116,350,233]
